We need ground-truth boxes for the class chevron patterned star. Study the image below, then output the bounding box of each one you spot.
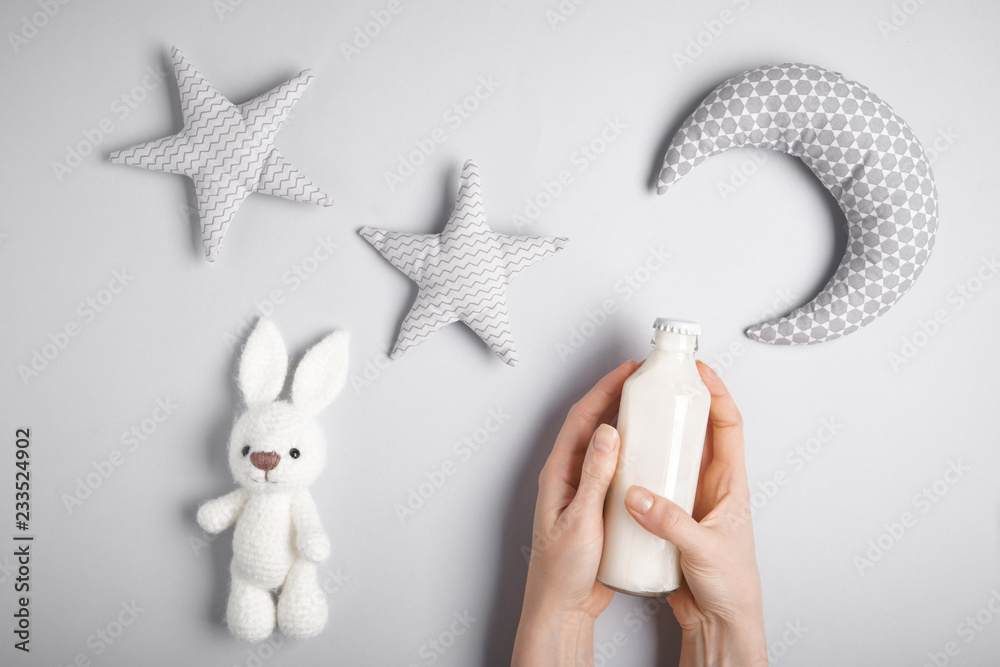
[360,161,569,366]
[110,47,332,262]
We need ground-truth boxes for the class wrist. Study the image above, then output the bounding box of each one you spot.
[513,599,596,667]
[679,613,768,667]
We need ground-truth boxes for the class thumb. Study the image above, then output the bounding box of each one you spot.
[569,424,620,516]
[624,486,704,556]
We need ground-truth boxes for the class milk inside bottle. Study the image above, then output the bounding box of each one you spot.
[597,318,711,596]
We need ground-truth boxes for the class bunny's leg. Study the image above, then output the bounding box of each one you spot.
[227,561,276,642]
[277,557,328,638]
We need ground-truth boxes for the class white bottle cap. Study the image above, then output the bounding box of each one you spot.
[652,318,701,336]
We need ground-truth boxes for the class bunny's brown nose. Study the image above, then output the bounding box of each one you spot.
[250,451,280,480]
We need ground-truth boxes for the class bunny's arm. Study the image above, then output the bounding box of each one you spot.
[196,488,248,534]
[291,491,330,563]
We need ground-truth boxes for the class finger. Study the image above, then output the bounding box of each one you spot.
[696,361,746,473]
[544,359,637,488]
[563,378,629,493]
[558,359,637,450]
[567,424,620,517]
[691,422,717,520]
[624,486,705,557]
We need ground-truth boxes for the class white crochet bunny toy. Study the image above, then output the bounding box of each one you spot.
[196,318,348,642]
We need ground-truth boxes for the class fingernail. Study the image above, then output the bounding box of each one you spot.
[593,425,618,453]
[699,361,718,379]
[625,486,654,514]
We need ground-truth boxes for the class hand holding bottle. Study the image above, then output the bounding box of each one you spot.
[624,361,767,667]
[512,359,638,665]
[513,355,767,666]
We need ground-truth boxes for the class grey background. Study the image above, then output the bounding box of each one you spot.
[2,0,998,665]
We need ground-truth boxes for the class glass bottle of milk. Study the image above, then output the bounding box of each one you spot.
[598,318,711,596]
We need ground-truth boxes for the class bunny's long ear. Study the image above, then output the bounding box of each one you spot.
[238,319,288,405]
[291,330,349,416]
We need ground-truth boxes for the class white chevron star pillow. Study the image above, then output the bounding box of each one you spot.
[360,161,568,366]
[110,47,332,262]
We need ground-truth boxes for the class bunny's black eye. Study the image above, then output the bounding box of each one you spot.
[241,446,250,457]
[289,448,300,459]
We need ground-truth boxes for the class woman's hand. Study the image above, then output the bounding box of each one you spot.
[624,361,767,667]
[512,359,638,666]
[512,359,768,667]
